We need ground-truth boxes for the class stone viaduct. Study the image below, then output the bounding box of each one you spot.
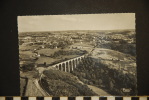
[50,55,86,72]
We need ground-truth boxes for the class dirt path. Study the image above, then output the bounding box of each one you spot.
[25,79,43,96]
[25,78,48,96]
[87,85,111,96]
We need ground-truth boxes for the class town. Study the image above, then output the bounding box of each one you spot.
[19,29,137,96]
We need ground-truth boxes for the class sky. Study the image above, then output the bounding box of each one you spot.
[18,13,135,32]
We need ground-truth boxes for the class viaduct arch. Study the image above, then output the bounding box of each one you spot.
[48,55,86,72]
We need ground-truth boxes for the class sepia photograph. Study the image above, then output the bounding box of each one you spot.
[18,13,137,96]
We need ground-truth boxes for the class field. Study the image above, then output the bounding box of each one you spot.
[19,29,137,96]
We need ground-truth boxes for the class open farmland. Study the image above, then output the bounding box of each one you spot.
[19,29,137,96]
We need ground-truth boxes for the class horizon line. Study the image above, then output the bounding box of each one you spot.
[18,29,135,33]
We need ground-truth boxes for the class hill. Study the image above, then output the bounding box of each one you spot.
[40,68,97,96]
[72,48,137,95]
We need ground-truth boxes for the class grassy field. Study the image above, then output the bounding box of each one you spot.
[35,47,86,66]
[91,48,136,71]
[37,48,61,56]
[19,45,40,51]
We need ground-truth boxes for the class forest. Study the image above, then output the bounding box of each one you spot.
[72,57,137,95]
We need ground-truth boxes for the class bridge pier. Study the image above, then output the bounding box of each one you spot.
[71,61,73,72]
[67,62,70,72]
[59,64,62,71]
[74,59,77,68]
[64,62,67,72]
[74,63,76,68]
[51,55,86,72]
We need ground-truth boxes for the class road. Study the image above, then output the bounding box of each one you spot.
[87,85,111,96]
[25,79,45,96]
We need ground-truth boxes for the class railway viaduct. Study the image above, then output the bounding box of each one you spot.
[48,55,86,72]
